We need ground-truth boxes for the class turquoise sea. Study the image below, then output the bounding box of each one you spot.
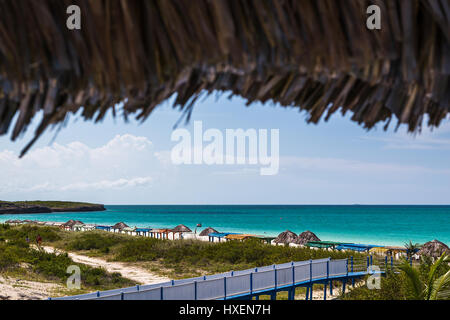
[1,205,449,246]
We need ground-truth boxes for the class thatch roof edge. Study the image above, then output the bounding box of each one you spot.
[1,0,449,156]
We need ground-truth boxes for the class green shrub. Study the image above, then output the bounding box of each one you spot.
[0,236,134,290]
[0,225,61,243]
[112,237,364,272]
[0,243,22,270]
[66,232,126,251]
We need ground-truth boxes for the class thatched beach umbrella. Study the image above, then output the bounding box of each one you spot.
[274,230,298,244]
[0,1,448,157]
[172,224,192,233]
[112,222,129,232]
[295,231,321,245]
[199,227,219,237]
[417,240,449,258]
[62,219,84,230]
[171,224,192,240]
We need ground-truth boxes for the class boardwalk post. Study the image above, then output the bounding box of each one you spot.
[327,259,331,296]
[121,292,124,300]
[194,281,197,300]
[274,265,277,290]
[343,258,348,294]
[385,255,388,271]
[136,285,140,291]
[351,256,354,286]
[324,260,329,300]
[292,262,295,285]
[391,256,393,268]
[250,272,253,296]
[370,255,373,266]
[305,286,309,300]
[160,286,163,300]
[309,259,313,300]
[224,277,227,300]
[366,256,370,269]
[288,288,294,300]
[272,265,278,301]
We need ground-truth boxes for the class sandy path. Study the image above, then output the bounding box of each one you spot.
[0,275,64,300]
[40,246,170,285]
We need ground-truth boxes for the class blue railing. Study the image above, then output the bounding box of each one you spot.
[51,257,358,300]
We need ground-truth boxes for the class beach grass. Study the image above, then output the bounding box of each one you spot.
[1,224,367,280]
[47,228,367,279]
[0,224,135,295]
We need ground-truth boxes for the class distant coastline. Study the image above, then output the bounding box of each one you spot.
[0,201,105,215]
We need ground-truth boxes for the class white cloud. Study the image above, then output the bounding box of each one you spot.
[61,177,153,191]
[0,134,162,197]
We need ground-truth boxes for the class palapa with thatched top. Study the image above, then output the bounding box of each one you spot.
[0,0,448,157]
[199,227,219,237]
[171,224,192,240]
[171,224,192,233]
[111,222,129,231]
[295,231,321,245]
[274,230,298,244]
[417,240,449,258]
[61,219,84,229]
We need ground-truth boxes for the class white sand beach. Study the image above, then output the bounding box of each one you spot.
[0,275,65,300]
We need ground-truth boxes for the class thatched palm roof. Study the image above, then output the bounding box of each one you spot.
[274,230,298,244]
[0,1,448,156]
[62,219,84,228]
[417,240,449,258]
[172,224,192,233]
[199,227,219,237]
[295,230,321,245]
[112,222,129,230]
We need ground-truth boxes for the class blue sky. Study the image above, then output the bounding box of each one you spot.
[1,92,449,204]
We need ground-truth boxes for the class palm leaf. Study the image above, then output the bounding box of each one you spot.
[398,260,424,300]
[430,269,450,300]
[425,254,447,299]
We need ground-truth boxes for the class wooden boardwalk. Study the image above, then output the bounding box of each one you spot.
[52,256,389,301]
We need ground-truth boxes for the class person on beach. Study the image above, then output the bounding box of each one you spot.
[25,235,29,243]
[36,234,42,246]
